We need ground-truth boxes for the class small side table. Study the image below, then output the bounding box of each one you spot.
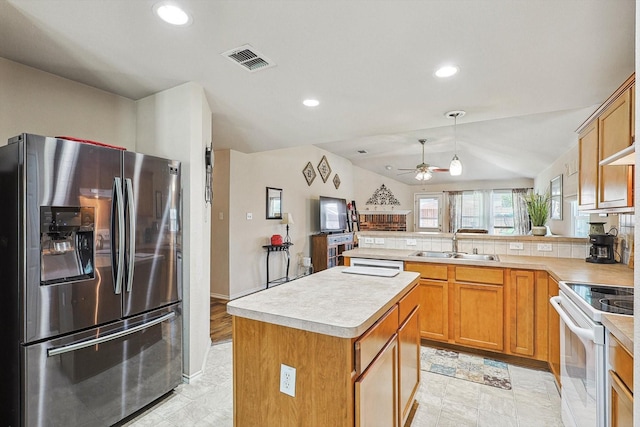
[262,242,293,288]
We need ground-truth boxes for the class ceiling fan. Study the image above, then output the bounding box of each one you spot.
[397,139,449,181]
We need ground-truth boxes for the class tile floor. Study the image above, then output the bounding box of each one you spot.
[121,342,563,426]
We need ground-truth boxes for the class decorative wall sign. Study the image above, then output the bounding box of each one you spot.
[366,184,401,205]
[317,155,332,183]
[333,174,341,189]
[302,161,316,186]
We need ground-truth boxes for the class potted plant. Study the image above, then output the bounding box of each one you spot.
[523,191,550,236]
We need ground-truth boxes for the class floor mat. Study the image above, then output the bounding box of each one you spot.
[420,346,512,390]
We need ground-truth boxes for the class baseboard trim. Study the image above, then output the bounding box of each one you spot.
[181,337,213,384]
[210,292,230,300]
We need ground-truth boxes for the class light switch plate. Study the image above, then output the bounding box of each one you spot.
[406,239,417,246]
[364,237,374,244]
[374,238,385,244]
[537,243,552,252]
[246,212,253,220]
[509,242,524,250]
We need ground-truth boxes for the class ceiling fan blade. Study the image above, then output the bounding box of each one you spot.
[430,167,450,172]
[396,170,417,176]
[397,168,418,171]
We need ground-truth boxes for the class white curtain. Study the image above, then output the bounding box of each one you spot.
[512,188,531,235]
[447,191,463,233]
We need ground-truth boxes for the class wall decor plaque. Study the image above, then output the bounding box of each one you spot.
[302,161,316,186]
[333,174,341,189]
[317,155,332,183]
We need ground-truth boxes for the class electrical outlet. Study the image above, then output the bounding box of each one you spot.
[406,239,417,246]
[246,212,253,220]
[509,242,524,250]
[537,243,553,252]
[280,364,296,397]
[374,238,385,244]
[364,237,374,244]
[218,212,224,220]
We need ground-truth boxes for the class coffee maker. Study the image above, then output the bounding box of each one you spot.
[586,233,616,264]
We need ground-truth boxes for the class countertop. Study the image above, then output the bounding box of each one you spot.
[602,314,634,353]
[345,247,635,350]
[227,267,419,338]
[344,248,634,287]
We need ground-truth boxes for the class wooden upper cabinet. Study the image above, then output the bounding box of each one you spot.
[598,88,633,208]
[577,73,635,211]
[578,121,599,209]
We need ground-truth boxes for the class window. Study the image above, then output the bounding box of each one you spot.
[571,200,590,237]
[415,193,442,231]
[454,190,516,234]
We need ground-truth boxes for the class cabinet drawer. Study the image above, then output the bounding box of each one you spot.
[398,284,420,322]
[355,305,399,375]
[610,336,633,392]
[455,266,504,285]
[405,262,448,281]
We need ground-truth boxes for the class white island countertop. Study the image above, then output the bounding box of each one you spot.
[227,267,419,339]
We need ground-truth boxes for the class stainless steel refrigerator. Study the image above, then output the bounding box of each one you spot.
[0,134,183,426]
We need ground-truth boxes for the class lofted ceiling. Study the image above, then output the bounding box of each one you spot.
[0,0,635,185]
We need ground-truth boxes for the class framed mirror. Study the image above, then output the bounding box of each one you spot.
[550,175,562,220]
[266,187,282,220]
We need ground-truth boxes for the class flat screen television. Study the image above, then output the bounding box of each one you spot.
[319,196,348,233]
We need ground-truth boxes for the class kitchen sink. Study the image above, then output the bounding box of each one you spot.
[409,251,499,261]
[409,251,454,258]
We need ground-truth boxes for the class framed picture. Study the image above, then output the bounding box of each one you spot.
[317,155,332,183]
[302,162,316,186]
[550,175,562,220]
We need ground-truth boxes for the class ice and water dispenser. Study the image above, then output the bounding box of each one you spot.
[40,206,95,284]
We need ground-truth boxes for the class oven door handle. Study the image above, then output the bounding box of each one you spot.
[550,296,595,342]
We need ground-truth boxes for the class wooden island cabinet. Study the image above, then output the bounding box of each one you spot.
[227,268,420,427]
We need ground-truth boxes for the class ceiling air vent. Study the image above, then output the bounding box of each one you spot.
[222,44,276,72]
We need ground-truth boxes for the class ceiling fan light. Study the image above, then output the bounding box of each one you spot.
[415,170,432,181]
[449,155,462,176]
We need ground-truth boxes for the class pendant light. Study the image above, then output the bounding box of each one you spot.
[446,110,465,176]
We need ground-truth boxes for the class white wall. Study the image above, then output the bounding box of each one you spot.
[0,57,135,148]
[136,82,212,380]
[533,144,579,236]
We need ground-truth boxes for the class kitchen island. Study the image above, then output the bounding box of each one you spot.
[227,267,421,427]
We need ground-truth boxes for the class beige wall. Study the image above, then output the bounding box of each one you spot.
[212,145,357,299]
[211,149,230,298]
[136,82,213,381]
[0,57,135,148]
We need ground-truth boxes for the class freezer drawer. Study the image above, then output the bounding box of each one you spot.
[23,305,182,427]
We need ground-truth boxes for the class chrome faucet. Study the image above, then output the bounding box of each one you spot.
[452,231,458,253]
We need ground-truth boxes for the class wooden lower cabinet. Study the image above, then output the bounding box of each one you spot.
[609,334,633,427]
[418,279,448,341]
[398,307,420,425]
[356,336,399,427]
[405,262,549,363]
[453,281,504,351]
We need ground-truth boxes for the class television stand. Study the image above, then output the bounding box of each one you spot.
[311,232,354,272]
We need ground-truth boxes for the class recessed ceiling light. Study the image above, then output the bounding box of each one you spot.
[303,99,320,107]
[154,2,192,26]
[385,165,393,170]
[435,65,459,78]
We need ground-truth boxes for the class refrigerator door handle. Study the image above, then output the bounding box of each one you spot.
[47,311,176,357]
[125,178,136,292]
[112,177,126,294]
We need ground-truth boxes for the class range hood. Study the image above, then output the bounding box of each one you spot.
[599,144,635,166]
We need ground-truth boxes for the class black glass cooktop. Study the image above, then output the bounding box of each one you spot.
[565,283,634,315]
